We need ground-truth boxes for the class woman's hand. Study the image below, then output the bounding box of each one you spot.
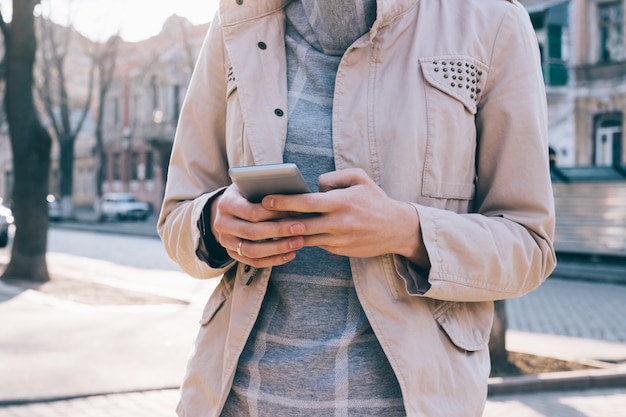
[261,168,430,268]
[210,184,306,268]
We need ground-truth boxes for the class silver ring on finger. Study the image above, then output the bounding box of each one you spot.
[236,240,244,257]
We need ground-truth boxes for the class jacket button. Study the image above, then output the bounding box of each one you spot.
[274,108,284,117]
[244,265,251,272]
[258,42,267,50]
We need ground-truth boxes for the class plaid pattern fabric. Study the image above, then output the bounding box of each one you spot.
[220,1,405,416]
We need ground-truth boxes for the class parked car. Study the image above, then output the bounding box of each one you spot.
[47,194,62,222]
[99,192,151,221]
[0,201,14,248]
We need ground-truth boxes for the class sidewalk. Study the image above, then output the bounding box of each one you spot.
[0,252,218,405]
[51,208,160,239]
[1,235,626,415]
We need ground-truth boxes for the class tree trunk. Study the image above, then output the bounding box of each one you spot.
[58,134,76,219]
[489,300,509,366]
[1,0,51,283]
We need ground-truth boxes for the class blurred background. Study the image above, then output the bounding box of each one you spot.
[0,0,625,416]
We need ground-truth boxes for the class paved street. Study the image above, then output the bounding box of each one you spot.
[2,386,626,417]
[0,222,625,416]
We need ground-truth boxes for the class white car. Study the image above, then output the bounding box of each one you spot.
[99,193,151,221]
[0,201,13,248]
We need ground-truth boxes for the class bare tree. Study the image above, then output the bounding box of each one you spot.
[0,0,52,282]
[92,35,120,219]
[36,13,95,219]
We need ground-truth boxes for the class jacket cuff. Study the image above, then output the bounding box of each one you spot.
[195,188,235,269]
[393,254,431,295]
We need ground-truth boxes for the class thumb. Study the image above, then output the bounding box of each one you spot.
[317,168,369,193]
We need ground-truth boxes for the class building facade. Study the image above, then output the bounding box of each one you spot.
[572,0,625,170]
[0,16,208,211]
[523,0,625,173]
[97,16,209,211]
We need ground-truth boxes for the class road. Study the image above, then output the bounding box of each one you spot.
[47,227,178,271]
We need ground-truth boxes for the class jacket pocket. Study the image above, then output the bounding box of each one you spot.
[419,55,489,200]
[199,269,235,326]
[432,300,493,352]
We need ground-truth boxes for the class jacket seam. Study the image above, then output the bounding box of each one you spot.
[483,7,512,96]
[368,42,381,184]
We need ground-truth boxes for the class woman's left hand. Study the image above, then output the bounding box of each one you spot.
[262,168,429,268]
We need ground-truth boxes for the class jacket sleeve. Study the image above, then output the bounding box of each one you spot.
[404,3,556,302]
[157,15,234,279]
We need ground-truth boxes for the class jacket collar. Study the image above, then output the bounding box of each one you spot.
[219,0,418,28]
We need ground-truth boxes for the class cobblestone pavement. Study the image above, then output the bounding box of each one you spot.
[1,387,625,417]
[0,390,179,417]
[507,277,626,343]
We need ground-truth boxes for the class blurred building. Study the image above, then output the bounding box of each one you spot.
[99,16,209,211]
[0,15,208,211]
[522,0,625,178]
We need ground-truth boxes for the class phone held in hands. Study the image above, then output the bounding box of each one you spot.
[228,163,311,203]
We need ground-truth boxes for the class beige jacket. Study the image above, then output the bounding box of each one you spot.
[158,0,556,416]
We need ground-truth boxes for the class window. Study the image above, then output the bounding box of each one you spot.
[599,2,624,62]
[594,113,623,166]
[145,151,154,180]
[173,85,181,122]
[150,75,159,110]
[150,75,163,123]
[113,153,121,181]
[546,24,569,85]
[131,152,139,181]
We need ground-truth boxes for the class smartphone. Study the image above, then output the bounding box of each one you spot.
[228,163,311,203]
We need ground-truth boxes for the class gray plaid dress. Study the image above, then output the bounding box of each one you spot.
[221,1,405,416]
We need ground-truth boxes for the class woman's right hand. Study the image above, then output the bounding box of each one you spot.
[209,185,306,268]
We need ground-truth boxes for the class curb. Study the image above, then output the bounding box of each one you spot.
[488,367,626,396]
[0,386,180,407]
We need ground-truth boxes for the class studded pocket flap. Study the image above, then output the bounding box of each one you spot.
[420,55,489,114]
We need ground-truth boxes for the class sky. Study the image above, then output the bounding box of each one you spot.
[0,0,218,42]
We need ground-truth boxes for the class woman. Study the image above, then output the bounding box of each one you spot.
[158,0,556,416]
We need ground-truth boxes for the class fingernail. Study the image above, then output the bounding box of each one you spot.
[289,237,303,249]
[264,197,275,208]
[290,223,305,234]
